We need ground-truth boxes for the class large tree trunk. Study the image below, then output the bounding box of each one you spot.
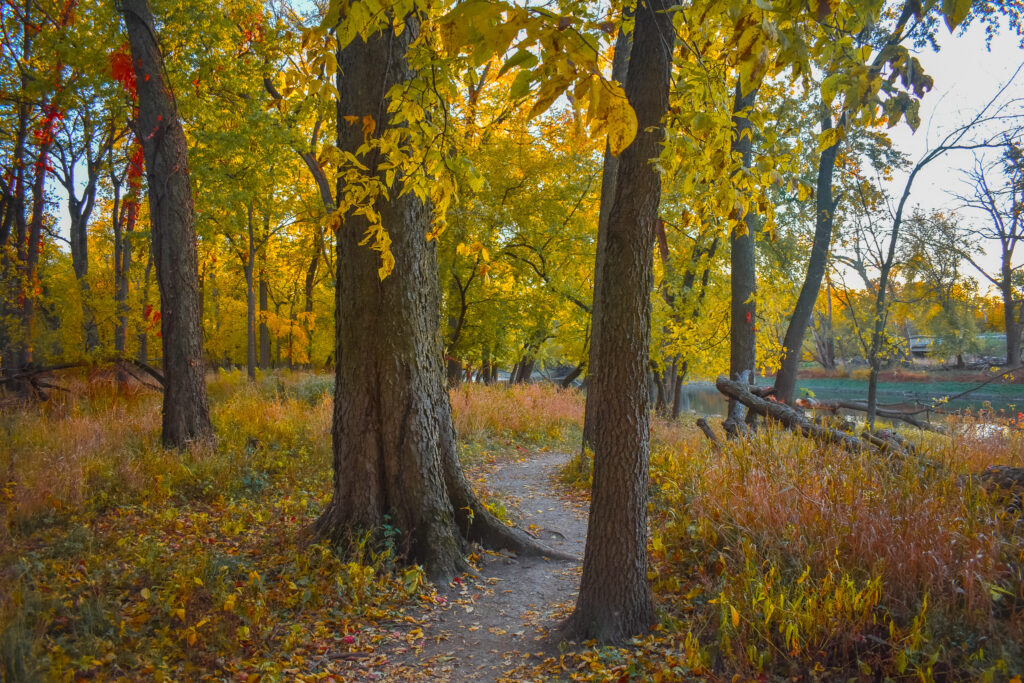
[566,0,672,642]
[728,83,759,415]
[313,11,553,581]
[581,23,632,457]
[121,0,212,448]
[774,107,840,404]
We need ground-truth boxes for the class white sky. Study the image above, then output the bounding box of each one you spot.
[883,20,1023,280]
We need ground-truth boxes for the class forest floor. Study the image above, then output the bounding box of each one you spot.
[378,450,587,682]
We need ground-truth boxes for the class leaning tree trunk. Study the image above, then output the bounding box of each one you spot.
[313,11,553,582]
[121,0,212,448]
[566,0,672,642]
[728,82,759,415]
[773,107,840,404]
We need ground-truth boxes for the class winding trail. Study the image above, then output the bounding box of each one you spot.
[393,450,588,682]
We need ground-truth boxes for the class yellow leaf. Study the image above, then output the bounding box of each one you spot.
[731,605,740,628]
[942,0,972,31]
[174,608,186,621]
[140,588,150,600]
[817,126,844,152]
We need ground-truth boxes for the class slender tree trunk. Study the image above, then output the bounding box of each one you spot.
[445,276,464,386]
[18,135,49,369]
[121,0,212,447]
[245,203,256,381]
[774,108,840,404]
[1002,265,1022,367]
[138,252,153,363]
[567,0,672,642]
[728,83,759,415]
[259,269,271,369]
[670,363,686,418]
[303,228,321,368]
[313,11,550,581]
[112,181,135,356]
[582,23,632,457]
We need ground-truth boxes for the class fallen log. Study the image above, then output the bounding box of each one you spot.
[714,375,1024,506]
[795,397,946,434]
[716,375,870,454]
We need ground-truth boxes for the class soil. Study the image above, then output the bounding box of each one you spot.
[381,450,588,682]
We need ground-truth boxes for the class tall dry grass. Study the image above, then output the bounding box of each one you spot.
[1,369,333,526]
[649,416,1024,677]
[450,382,583,441]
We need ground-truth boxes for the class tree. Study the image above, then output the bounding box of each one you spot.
[953,143,1024,366]
[580,22,630,457]
[860,86,1020,426]
[120,0,213,447]
[312,6,550,581]
[566,0,674,642]
[773,0,949,404]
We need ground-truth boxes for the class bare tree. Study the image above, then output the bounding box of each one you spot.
[860,71,1022,427]
[951,143,1024,366]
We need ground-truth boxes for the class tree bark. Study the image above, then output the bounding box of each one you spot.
[728,83,759,415]
[567,0,672,642]
[774,107,840,404]
[313,11,555,581]
[581,22,632,457]
[121,0,213,448]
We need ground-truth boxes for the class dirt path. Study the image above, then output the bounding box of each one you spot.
[390,450,588,682]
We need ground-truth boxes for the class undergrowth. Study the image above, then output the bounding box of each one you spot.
[550,412,1024,681]
[3,373,1022,681]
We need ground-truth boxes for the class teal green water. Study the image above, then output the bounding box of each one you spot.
[677,378,1023,417]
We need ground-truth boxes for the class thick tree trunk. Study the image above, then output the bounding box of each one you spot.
[567,0,672,642]
[774,108,840,404]
[313,12,554,581]
[728,83,759,415]
[581,23,632,457]
[121,0,212,448]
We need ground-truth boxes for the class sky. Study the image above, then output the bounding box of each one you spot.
[882,18,1023,280]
